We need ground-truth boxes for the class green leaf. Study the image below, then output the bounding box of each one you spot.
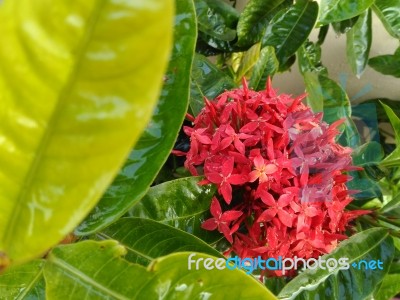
[0,260,45,299]
[380,102,400,167]
[278,228,395,300]
[373,0,400,39]
[190,54,236,116]
[249,46,279,90]
[346,9,372,77]
[297,40,328,76]
[75,0,196,236]
[96,217,222,266]
[380,192,400,217]
[352,141,384,166]
[236,0,286,47]
[236,43,261,83]
[303,73,361,147]
[194,0,239,41]
[128,177,221,243]
[374,274,400,300]
[368,48,400,78]
[318,0,374,24]
[332,16,359,34]
[0,0,173,264]
[44,240,277,299]
[262,0,319,65]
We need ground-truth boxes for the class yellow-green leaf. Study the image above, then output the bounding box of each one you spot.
[0,0,173,265]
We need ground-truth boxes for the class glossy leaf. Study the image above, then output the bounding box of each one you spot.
[380,103,400,167]
[190,54,236,116]
[44,240,277,300]
[374,274,400,300]
[236,0,286,47]
[0,0,173,264]
[380,192,400,218]
[249,46,279,91]
[346,9,372,78]
[278,228,394,300]
[96,217,222,266]
[368,47,400,78]
[332,16,359,35]
[318,0,374,24]
[262,0,319,65]
[297,40,328,76]
[373,0,400,39]
[236,43,261,83]
[352,141,384,166]
[128,176,221,243]
[0,260,45,299]
[75,0,196,235]
[194,0,239,42]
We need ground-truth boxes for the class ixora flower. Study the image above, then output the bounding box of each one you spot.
[174,79,369,277]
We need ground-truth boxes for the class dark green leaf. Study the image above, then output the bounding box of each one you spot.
[365,98,400,123]
[368,48,400,78]
[318,0,374,24]
[352,141,384,166]
[374,274,400,300]
[190,54,236,116]
[44,241,277,299]
[317,25,329,44]
[249,46,279,90]
[373,0,400,39]
[128,177,221,243]
[297,40,327,76]
[97,217,222,266]
[194,0,239,42]
[236,0,287,47]
[198,31,238,52]
[346,9,372,77]
[75,0,196,235]
[278,228,394,300]
[0,260,45,299]
[262,0,319,65]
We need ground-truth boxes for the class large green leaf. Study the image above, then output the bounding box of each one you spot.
[249,46,279,90]
[318,0,374,24]
[278,228,395,300]
[297,40,327,76]
[96,217,222,266]
[368,48,400,78]
[374,274,400,300]
[190,54,235,116]
[262,0,319,65]
[128,177,221,244]
[346,9,372,78]
[352,141,384,167]
[380,103,400,167]
[75,0,196,235]
[194,0,239,42]
[373,0,400,39]
[0,0,173,265]
[44,240,277,299]
[236,0,286,47]
[380,192,400,218]
[0,260,45,299]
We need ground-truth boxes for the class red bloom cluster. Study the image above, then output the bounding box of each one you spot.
[175,79,369,276]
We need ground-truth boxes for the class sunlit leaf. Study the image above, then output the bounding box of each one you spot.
[0,0,173,264]
[75,0,195,235]
[249,46,279,90]
[318,0,374,24]
[373,0,400,39]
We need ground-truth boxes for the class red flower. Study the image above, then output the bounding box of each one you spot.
[175,78,370,277]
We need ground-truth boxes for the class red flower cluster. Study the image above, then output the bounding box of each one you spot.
[175,79,369,276]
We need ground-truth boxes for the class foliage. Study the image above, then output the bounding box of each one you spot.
[0,0,400,299]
